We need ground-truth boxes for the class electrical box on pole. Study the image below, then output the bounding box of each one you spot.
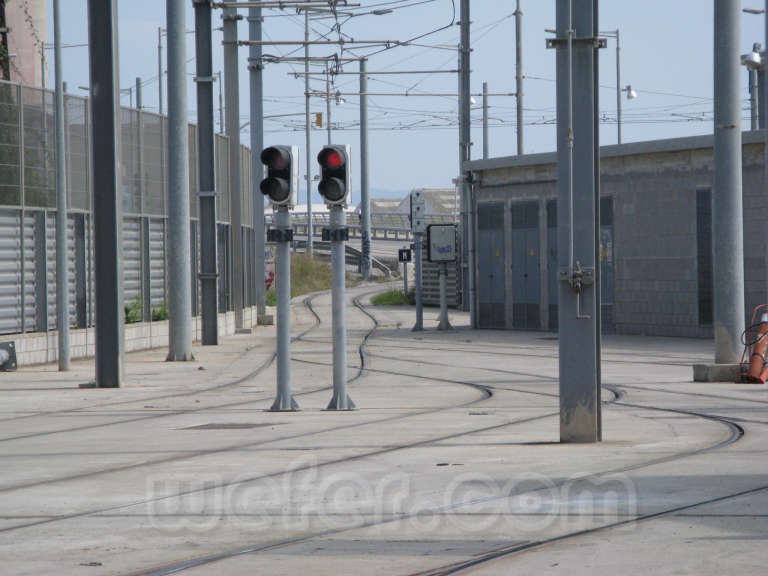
[427,224,456,330]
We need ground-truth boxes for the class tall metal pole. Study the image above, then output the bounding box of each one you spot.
[459,0,474,325]
[713,0,745,364]
[515,0,524,155]
[223,2,245,331]
[88,0,123,387]
[166,0,193,361]
[413,232,423,331]
[327,205,355,410]
[304,10,313,257]
[360,58,372,279]
[615,29,622,144]
[326,64,332,144]
[249,6,266,319]
[193,0,219,346]
[53,0,70,371]
[764,0,768,307]
[555,0,600,442]
[750,68,759,131]
[482,81,489,159]
[135,77,142,110]
[157,27,163,116]
[271,208,299,410]
[217,71,224,133]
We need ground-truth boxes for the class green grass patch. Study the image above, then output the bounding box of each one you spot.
[370,289,415,306]
[266,254,361,305]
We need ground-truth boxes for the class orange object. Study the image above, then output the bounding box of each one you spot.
[746,311,768,383]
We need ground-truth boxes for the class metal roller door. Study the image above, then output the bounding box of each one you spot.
[510,201,540,330]
[477,202,505,329]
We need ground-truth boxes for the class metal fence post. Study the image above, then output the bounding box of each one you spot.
[34,211,48,333]
[74,213,87,328]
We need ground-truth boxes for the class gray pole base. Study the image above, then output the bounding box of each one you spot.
[326,393,356,411]
[269,393,300,411]
[437,262,453,331]
[257,315,275,326]
[166,352,195,362]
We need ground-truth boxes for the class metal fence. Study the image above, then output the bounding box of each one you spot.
[0,80,255,336]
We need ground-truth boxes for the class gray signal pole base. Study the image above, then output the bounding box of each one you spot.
[269,207,299,412]
[326,393,356,411]
[167,351,195,362]
[270,395,300,412]
[437,262,453,331]
[326,205,356,411]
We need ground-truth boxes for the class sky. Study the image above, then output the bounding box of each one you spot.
[43,0,767,204]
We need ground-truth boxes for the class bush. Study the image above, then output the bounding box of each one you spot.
[152,302,169,321]
[124,296,143,324]
[371,289,415,306]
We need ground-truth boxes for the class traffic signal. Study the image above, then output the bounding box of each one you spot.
[317,145,350,206]
[260,145,298,207]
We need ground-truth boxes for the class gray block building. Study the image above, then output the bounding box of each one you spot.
[466,131,767,338]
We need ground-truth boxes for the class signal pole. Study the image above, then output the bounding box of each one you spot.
[318,146,355,410]
[272,205,299,411]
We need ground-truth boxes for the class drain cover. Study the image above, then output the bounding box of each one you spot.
[181,423,282,430]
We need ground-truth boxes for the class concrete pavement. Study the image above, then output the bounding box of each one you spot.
[0,284,765,575]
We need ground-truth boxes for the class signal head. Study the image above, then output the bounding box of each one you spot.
[317,145,350,206]
[260,145,298,207]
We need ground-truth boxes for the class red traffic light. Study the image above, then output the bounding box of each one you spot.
[318,147,346,169]
[325,150,342,168]
[261,147,288,169]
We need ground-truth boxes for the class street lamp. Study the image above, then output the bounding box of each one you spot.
[623,84,638,100]
[742,43,763,130]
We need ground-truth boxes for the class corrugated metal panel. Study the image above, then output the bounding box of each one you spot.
[123,216,142,308]
[149,217,166,309]
[0,210,23,334]
[45,212,78,330]
[24,213,37,331]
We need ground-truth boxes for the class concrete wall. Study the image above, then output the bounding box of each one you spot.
[6,0,45,86]
[0,306,261,366]
[467,131,767,338]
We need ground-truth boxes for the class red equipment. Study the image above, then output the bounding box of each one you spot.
[739,304,768,383]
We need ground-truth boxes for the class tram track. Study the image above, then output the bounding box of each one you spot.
[0,289,756,576]
[110,297,751,576]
